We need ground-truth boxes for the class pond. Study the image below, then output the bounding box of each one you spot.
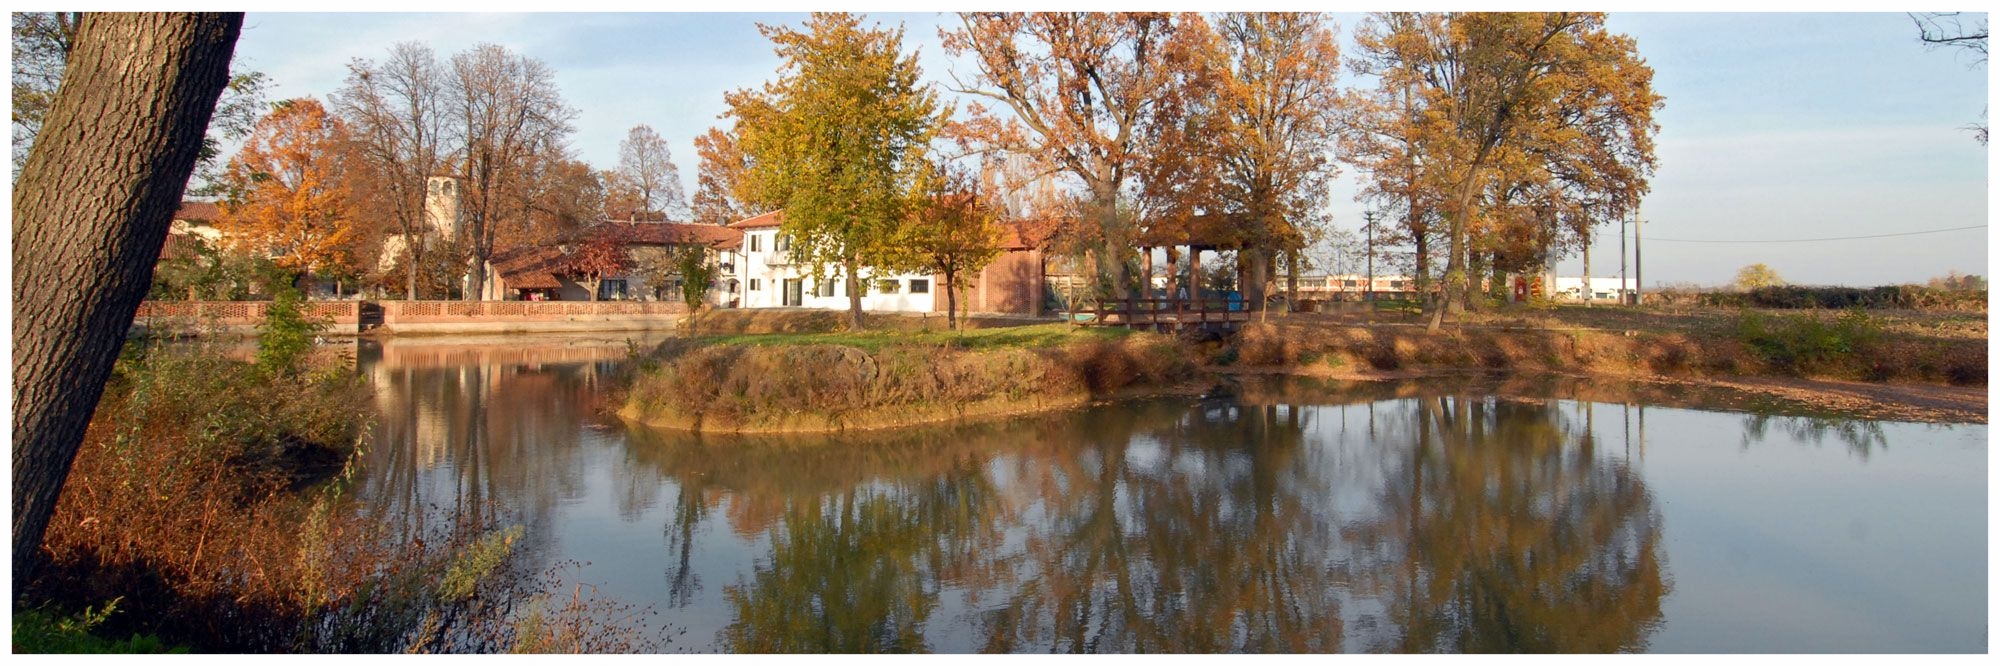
[351,335,1987,653]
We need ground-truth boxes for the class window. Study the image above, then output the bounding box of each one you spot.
[815,278,835,298]
[877,279,901,294]
[749,234,761,253]
[598,279,629,300]
[750,279,761,291]
[909,279,930,294]
[776,234,792,252]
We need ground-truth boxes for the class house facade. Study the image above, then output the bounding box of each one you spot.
[728,211,941,313]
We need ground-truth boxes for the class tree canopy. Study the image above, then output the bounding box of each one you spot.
[728,12,948,329]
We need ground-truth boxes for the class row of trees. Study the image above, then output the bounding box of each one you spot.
[22,34,711,302]
[700,12,1660,331]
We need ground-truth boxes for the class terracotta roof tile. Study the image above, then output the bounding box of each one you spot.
[175,201,221,222]
[726,210,784,229]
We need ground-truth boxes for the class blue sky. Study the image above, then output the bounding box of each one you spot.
[230,11,1989,287]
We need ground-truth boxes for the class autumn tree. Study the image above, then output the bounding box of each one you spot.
[888,164,1004,330]
[615,124,689,219]
[13,11,242,591]
[944,13,1212,301]
[1733,263,1784,291]
[446,43,577,301]
[560,230,630,301]
[215,98,359,280]
[729,12,947,330]
[1348,12,1660,329]
[1174,12,1345,309]
[333,41,451,299]
[690,126,766,226]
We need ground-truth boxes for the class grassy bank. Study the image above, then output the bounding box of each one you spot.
[622,324,1197,433]
[1231,307,1984,388]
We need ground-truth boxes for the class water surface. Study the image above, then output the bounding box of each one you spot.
[352,336,1987,653]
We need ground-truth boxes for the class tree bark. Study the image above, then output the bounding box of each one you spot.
[944,268,958,331]
[12,12,241,592]
[845,256,864,331]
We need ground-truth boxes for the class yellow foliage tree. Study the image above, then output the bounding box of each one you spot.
[218,97,358,279]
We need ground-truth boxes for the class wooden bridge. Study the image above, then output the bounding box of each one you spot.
[1070,297,1253,332]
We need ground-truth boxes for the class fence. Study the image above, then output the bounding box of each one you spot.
[377,300,688,323]
[133,301,362,335]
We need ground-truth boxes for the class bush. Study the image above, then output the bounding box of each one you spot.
[1700,285,1986,312]
[12,602,184,654]
[255,282,325,377]
[1734,309,1883,377]
[28,343,658,653]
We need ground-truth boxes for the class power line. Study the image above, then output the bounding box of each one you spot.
[1612,224,1986,244]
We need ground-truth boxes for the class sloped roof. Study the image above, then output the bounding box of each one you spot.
[175,201,221,222]
[491,246,566,290]
[726,210,784,229]
[599,221,743,250]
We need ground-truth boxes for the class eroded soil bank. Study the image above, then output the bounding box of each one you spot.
[621,309,1987,433]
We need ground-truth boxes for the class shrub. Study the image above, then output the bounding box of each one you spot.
[1734,309,1883,377]
[30,343,657,653]
[255,282,325,377]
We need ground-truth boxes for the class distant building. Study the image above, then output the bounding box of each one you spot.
[1553,276,1637,302]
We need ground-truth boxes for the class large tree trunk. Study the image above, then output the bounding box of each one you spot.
[1428,178,1478,331]
[11,12,241,591]
[845,256,864,331]
[1243,247,1269,312]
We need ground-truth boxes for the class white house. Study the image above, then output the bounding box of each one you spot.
[727,210,940,313]
[1553,276,1637,302]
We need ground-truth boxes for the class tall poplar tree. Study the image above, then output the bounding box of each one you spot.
[728,12,946,330]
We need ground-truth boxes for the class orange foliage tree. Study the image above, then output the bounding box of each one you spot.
[217,97,360,280]
[1346,12,1660,329]
[943,12,1213,301]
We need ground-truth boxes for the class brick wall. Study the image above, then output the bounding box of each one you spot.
[967,249,1044,315]
[378,300,688,324]
[134,301,361,327]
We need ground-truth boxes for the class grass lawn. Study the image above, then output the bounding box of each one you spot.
[697,322,1135,352]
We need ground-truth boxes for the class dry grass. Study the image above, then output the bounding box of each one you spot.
[1231,306,1985,388]
[29,344,662,653]
[624,332,1195,433]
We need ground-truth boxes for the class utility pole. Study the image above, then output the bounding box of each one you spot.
[1582,223,1592,307]
[1619,216,1628,306]
[1364,208,1378,303]
[1634,204,1644,307]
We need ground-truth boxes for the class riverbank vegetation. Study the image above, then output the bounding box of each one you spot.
[18,298,657,653]
[623,326,1195,433]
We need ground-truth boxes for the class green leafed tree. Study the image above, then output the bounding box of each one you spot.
[727,12,948,330]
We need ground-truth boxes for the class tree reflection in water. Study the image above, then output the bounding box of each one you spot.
[360,341,1669,653]
[623,390,1665,653]
[1342,395,1667,653]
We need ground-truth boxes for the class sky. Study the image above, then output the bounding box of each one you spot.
[224,9,1990,288]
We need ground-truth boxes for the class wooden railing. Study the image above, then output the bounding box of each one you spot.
[1075,296,1251,331]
